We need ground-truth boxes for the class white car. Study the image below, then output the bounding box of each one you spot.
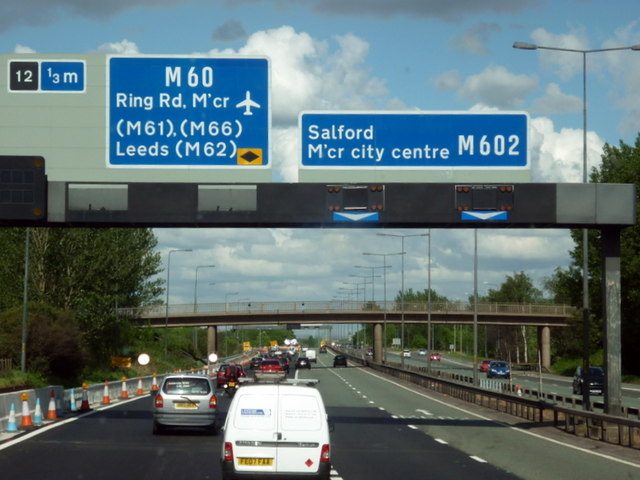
[418,348,427,356]
[221,381,331,479]
[402,349,411,358]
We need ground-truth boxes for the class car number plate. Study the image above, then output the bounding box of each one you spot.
[238,458,273,466]
[174,402,197,409]
[228,381,236,387]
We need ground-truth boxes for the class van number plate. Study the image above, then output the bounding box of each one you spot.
[238,458,273,466]
[174,402,197,409]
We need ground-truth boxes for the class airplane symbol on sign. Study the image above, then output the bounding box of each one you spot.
[236,90,260,115]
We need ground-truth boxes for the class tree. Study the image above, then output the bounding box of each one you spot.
[0,304,87,382]
[544,135,640,374]
[589,136,640,374]
[0,227,163,366]
[485,272,543,363]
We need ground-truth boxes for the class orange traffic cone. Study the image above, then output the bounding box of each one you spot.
[136,378,144,396]
[516,385,523,397]
[20,393,33,428]
[120,377,129,399]
[47,389,58,421]
[151,374,159,391]
[101,381,111,405]
[79,383,91,411]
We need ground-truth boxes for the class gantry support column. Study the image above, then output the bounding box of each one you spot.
[602,227,622,416]
[373,323,383,363]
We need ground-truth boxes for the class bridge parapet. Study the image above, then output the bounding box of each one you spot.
[119,301,576,319]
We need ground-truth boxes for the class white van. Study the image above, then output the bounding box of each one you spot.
[305,349,317,363]
[221,381,331,479]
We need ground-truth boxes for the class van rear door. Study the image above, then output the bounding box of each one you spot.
[228,389,279,474]
[276,390,326,474]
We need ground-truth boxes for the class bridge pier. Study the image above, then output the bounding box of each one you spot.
[538,326,550,369]
[207,326,217,357]
[373,323,383,363]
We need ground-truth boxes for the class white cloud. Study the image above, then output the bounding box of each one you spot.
[14,44,35,53]
[456,65,538,109]
[529,116,604,183]
[209,26,395,127]
[95,39,140,54]
[530,83,581,115]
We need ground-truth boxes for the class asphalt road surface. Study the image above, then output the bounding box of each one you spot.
[1,353,639,479]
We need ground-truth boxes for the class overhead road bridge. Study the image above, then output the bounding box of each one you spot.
[121,300,575,368]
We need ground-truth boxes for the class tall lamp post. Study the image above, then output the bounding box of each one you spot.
[363,251,404,363]
[164,248,192,358]
[514,40,640,410]
[378,232,429,367]
[194,265,216,313]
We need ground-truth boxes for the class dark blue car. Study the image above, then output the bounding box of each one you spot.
[487,361,510,379]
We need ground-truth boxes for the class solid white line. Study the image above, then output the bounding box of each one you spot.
[357,368,640,470]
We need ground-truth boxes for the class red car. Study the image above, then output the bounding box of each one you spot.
[429,352,441,361]
[259,359,283,373]
[479,359,492,373]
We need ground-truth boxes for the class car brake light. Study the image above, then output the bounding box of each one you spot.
[320,444,330,463]
[224,442,234,461]
[209,394,218,409]
[154,394,164,408]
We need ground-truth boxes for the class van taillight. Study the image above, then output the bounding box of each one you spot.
[224,442,234,461]
[209,394,218,409]
[320,444,330,463]
[154,394,164,408]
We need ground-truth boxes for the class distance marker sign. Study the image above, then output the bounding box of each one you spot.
[108,57,269,168]
[300,111,528,170]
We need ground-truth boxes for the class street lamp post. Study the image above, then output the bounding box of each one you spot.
[514,40,640,411]
[378,232,429,367]
[363,251,404,363]
[194,265,216,313]
[164,248,192,358]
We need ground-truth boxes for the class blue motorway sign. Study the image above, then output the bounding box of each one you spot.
[108,57,269,167]
[300,112,528,168]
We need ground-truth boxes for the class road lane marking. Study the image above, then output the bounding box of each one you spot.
[356,367,640,470]
[471,456,488,463]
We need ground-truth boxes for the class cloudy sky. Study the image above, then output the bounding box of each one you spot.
[2,0,639,305]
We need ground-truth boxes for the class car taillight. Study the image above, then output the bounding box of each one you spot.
[154,394,164,408]
[209,394,218,409]
[224,442,234,461]
[320,444,330,463]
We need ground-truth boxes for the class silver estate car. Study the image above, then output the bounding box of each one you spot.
[152,374,218,434]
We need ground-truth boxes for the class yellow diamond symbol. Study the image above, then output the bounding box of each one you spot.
[238,148,263,165]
